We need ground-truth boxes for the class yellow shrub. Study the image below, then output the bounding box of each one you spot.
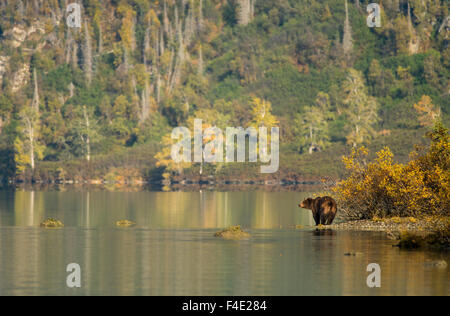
[333,123,449,220]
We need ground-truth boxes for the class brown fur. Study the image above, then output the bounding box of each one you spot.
[299,196,337,226]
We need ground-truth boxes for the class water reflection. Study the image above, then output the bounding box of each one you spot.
[0,190,448,296]
[312,229,336,237]
[1,190,312,229]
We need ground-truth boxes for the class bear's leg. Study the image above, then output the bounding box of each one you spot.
[327,214,336,225]
[326,208,337,225]
[320,211,326,225]
[325,214,332,225]
[313,211,321,226]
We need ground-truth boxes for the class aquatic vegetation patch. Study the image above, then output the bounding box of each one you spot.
[116,220,136,228]
[40,218,64,228]
[396,231,423,249]
[214,226,250,240]
[396,222,450,250]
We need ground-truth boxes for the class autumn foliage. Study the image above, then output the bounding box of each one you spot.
[333,123,449,220]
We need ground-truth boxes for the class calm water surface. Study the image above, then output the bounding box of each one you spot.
[0,190,448,296]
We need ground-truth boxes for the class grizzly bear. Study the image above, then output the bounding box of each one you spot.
[299,196,337,226]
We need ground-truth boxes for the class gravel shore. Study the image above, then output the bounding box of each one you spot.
[328,217,449,234]
[324,217,450,251]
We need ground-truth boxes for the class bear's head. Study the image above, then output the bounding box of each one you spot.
[299,198,313,210]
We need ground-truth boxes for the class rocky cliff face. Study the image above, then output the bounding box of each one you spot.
[1,22,45,92]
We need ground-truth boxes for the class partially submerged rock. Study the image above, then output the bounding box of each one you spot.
[116,220,136,228]
[344,252,363,257]
[214,226,250,240]
[40,218,64,228]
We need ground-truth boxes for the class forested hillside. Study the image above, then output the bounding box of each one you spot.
[0,0,448,183]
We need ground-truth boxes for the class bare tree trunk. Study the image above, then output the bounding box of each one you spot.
[123,49,129,74]
[30,126,35,170]
[98,22,103,54]
[237,0,251,26]
[308,125,314,154]
[65,28,72,64]
[175,5,179,31]
[167,48,175,89]
[140,79,151,123]
[84,21,93,84]
[25,117,35,171]
[68,82,75,98]
[143,27,150,67]
[169,38,185,93]
[343,0,353,56]
[407,2,414,34]
[198,0,204,31]
[184,5,195,46]
[83,106,91,162]
[250,0,255,20]
[163,0,169,34]
[354,124,360,148]
[131,16,137,51]
[394,0,400,12]
[17,0,24,21]
[156,73,161,104]
[159,28,165,56]
[407,1,419,54]
[72,42,79,69]
[33,0,39,15]
[32,68,39,112]
[198,45,203,76]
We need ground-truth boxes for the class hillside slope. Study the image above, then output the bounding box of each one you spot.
[0,0,448,183]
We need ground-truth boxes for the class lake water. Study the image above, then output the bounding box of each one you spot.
[0,189,448,296]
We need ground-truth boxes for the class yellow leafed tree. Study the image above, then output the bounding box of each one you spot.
[117,1,137,52]
[155,133,192,176]
[248,98,278,129]
[414,95,441,127]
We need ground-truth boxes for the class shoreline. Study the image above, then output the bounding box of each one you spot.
[0,180,324,192]
[326,217,450,251]
[329,217,444,233]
